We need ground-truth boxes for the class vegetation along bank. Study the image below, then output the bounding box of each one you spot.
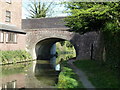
[0,50,32,65]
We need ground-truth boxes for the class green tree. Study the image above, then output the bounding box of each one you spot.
[64,2,120,34]
[27,0,53,18]
[64,1,120,71]
[66,42,73,48]
[60,41,65,46]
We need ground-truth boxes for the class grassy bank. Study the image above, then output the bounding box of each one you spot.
[74,60,120,88]
[57,61,84,88]
[0,50,32,64]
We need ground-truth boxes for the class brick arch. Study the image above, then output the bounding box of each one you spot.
[35,37,76,60]
[25,29,76,59]
[25,29,101,60]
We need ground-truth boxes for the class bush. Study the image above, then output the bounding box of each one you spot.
[0,50,32,64]
[57,67,78,88]
[57,74,78,88]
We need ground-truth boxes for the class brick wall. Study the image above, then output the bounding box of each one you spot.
[0,33,26,51]
[0,0,22,29]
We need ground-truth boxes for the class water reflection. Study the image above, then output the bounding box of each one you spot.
[0,63,28,88]
[25,60,59,88]
[1,52,74,89]
[1,59,60,88]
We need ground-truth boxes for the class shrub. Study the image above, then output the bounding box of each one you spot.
[57,67,78,88]
[0,50,32,64]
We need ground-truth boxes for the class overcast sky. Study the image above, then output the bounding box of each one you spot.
[22,0,68,19]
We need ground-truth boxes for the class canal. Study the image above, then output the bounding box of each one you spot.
[0,53,74,89]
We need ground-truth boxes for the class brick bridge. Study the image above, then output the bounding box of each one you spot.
[22,17,103,61]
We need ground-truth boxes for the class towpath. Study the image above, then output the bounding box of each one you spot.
[67,60,95,90]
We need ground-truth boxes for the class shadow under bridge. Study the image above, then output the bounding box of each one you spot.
[35,38,65,60]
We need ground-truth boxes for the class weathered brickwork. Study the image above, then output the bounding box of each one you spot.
[24,28,101,60]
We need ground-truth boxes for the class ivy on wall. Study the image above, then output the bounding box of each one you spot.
[103,31,120,71]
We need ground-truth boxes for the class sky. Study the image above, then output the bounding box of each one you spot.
[22,0,68,19]
[22,0,119,18]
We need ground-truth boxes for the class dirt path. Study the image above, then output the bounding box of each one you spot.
[67,60,95,90]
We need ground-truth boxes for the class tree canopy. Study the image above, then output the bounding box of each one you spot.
[64,2,120,34]
[64,2,120,70]
[27,0,53,18]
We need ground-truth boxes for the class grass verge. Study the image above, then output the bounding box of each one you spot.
[74,60,120,88]
[57,61,84,88]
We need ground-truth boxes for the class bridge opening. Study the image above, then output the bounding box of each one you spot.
[35,38,76,61]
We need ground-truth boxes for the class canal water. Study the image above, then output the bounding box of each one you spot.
[0,53,74,89]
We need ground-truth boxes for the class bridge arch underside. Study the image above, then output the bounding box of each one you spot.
[35,38,76,60]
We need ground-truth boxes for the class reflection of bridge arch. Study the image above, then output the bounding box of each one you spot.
[22,17,102,60]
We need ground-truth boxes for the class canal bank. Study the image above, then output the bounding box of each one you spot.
[0,50,32,65]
